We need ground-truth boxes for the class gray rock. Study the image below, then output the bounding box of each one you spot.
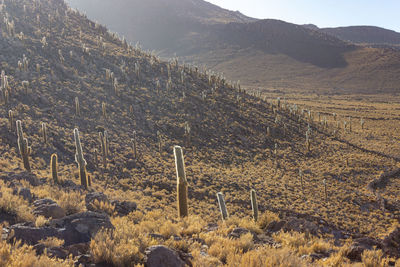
[8,224,64,245]
[346,237,381,261]
[85,192,109,212]
[112,200,137,216]
[33,199,66,219]
[144,245,185,267]
[13,187,33,202]
[50,211,114,246]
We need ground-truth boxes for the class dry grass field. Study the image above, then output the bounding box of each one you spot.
[0,0,399,266]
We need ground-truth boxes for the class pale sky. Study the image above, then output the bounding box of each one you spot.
[207,0,400,32]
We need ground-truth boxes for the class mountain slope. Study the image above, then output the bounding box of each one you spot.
[66,0,400,94]
[321,26,400,46]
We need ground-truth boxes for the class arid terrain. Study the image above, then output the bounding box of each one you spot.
[0,0,399,266]
[67,0,400,93]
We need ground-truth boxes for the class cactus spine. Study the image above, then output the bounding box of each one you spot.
[74,128,88,189]
[50,153,59,184]
[16,120,31,172]
[217,192,229,221]
[174,146,188,218]
[250,189,258,222]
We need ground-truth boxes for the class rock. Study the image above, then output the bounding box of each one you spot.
[282,217,319,236]
[382,227,400,258]
[112,200,137,216]
[228,227,255,239]
[0,172,40,186]
[85,192,110,212]
[255,233,279,247]
[34,244,68,259]
[33,199,66,219]
[144,245,186,267]
[75,254,92,266]
[65,242,90,257]
[8,224,64,245]
[346,237,382,261]
[266,220,286,233]
[50,211,114,246]
[206,223,218,232]
[13,187,33,202]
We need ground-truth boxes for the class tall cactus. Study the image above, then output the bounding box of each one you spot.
[102,102,106,118]
[41,122,47,144]
[132,131,137,160]
[99,132,107,169]
[174,146,188,218]
[75,97,80,116]
[16,120,31,172]
[217,192,229,221]
[50,153,59,184]
[74,128,88,189]
[157,131,162,154]
[8,110,14,131]
[250,189,258,222]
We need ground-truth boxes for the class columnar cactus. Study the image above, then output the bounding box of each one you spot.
[50,153,59,184]
[41,122,47,143]
[99,131,108,169]
[184,122,191,146]
[128,133,136,162]
[217,192,229,221]
[157,131,162,154]
[16,120,31,172]
[361,118,365,130]
[8,110,14,131]
[22,81,29,95]
[348,117,352,132]
[75,97,80,116]
[102,102,106,118]
[174,146,188,218]
[323,178,327,202]
[250,189,258,222]
[299,170,304,193]
[74,128,88,189]
[305,130,311,151]
[94,148,98,169]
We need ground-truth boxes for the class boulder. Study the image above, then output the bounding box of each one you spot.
[8,224,64,245]
[50,211,114,246]
[346,237,382,261]
[112,200,137,216]
[85,192,109,212]
[33,199,66,219]
[382,227,400,258]
[13,187,33,202]
[0,172,40,186]
[144,245,186,267]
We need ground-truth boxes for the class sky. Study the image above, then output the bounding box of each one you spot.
[207,0,400,32]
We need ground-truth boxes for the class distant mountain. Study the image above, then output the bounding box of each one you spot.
[303,24,400,47]
[66,0,400,93]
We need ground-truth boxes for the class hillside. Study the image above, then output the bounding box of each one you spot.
[321,26,400,46]
[0,0,399,266]
[66,0,400,94]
